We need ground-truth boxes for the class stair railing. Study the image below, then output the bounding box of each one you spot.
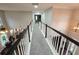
[39,21,79,55]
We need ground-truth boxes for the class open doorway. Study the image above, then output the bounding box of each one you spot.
[34,15,41,23]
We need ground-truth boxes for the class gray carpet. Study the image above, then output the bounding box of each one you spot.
[30,23,53,55]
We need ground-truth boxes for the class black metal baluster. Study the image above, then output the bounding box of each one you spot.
[59,41,64,55]
[27,25,30,42]
[63,40,69,55]
[57,36,62,53]
[45,24,47,38]
[53,37,55,47]
[56,36,59,49]
[55,36,57,49]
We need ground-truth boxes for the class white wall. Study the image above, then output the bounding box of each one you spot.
[5,11,32,29]
[41,6,79,55]
[42,8,72,34]
[68,10,79,41]
[0,11,9,28]
[52,9,72,34]
[42,8,53,27]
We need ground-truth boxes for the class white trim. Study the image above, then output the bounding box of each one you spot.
[40,29,59,55]
[26,23,34,55]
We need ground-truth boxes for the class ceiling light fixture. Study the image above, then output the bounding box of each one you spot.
[34,5,38,8]
[73,23,79,32]
[32,3,39,8]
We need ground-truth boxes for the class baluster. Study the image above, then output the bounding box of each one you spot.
[29,25,31,36]
[19,44,22,55]
[20,41,22,55]
[20,41,23,55]
[55,36,59,50]
[15,46,19,55]
[45,24,47,38]
[27,25,30,42]
[59,41,64,55]
[56,36,60,49]
[17,45,21,55]
[54,36,57,49]
[59,37,64,55]
[61,38,66,55]
[57,36,62,53]
[65,41,71,55]
[53,37,55,47]
[63,40,69,55]
[21,40,24,55]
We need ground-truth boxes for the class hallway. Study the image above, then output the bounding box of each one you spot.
[0,3,79,55]
[30,23,53,55]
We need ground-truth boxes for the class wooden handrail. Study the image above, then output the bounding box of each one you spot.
[41,21,79,46]
[0,21,32,55]
[0,27,28,55]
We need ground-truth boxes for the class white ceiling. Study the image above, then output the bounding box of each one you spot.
[53,3,79,9]
[0,3,79,12]
[0,3,52,12]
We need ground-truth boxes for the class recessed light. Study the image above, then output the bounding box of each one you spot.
[32,3,39,8]
[34,5,38,8]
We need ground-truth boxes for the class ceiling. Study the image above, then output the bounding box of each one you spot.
[53,3,79,9]
[0,3,52,12]
[0,3,79,12]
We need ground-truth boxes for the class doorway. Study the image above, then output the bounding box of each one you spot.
[34,15,41,23]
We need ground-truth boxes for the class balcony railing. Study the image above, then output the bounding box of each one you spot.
[39,21,79,55]
[0,21,33,55]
